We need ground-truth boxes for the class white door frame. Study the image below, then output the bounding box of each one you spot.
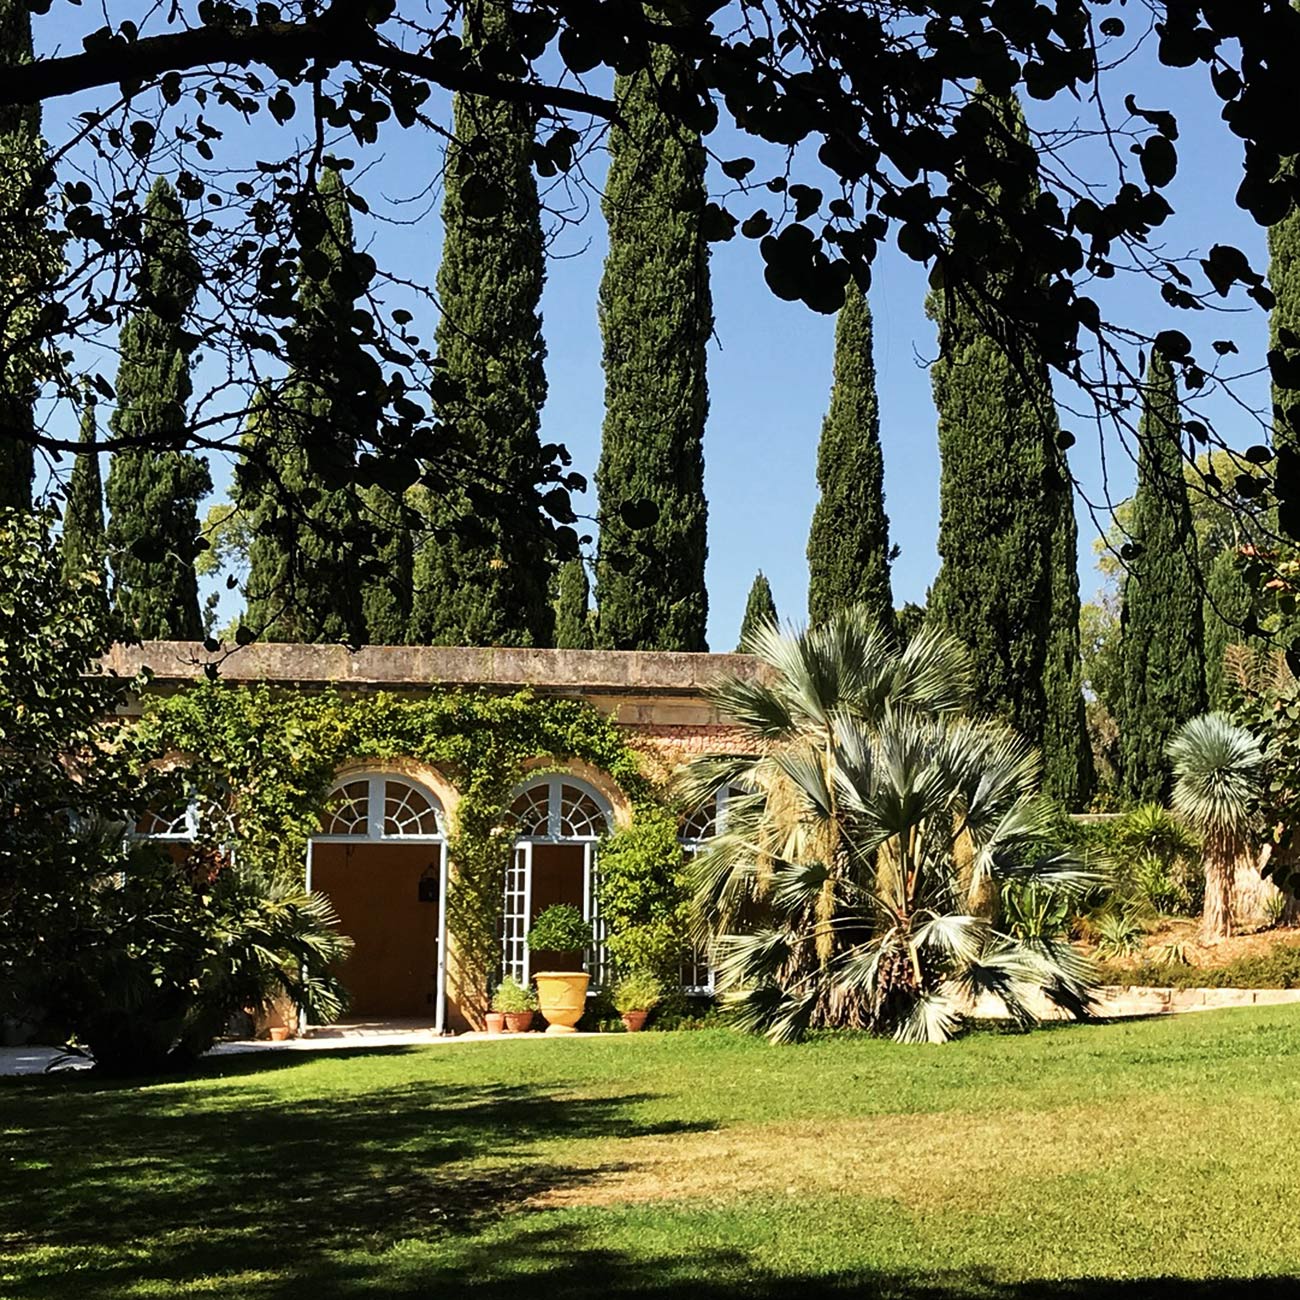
[308,773,451,1032]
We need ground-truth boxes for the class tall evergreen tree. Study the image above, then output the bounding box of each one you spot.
[1269,171,1300,459]
[594,22,711,652]
[1042,452,1094,805]
[240,167,377,644]
[553,557,592,649]
[60,393,106,591]
[736,571,777,651]
[0,0,51,511]
[928,89,1090,805]
[807,281,893,632]
[105,178,209,640]
[409,0,551,647]
[1203,544,1259,706]
[1120,352,1207,803]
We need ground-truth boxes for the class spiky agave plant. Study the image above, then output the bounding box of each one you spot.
[1167,712,1264,942]
[683,608,1099,1044]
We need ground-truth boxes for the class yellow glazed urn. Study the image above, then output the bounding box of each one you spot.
[534,971,590,1034]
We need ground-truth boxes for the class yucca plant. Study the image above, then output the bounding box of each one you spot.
[683,608,1100,1044]
[1167,712,1265,942]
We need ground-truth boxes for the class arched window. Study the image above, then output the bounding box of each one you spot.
[133,792,231,844]
[135,801,196,841]
[502,775,615,984]
[317,774,446,841]
[679,787,737,993]
[508,776,612,842]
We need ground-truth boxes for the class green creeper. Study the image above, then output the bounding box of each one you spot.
[806,281,893,631]
[60,393,106,593]
[241,168,375,644]
[736,571,777,651]
[928,89,1090,803]
[594,30,711,652]
[1120,352,1207,803]
[0,0,53,511]
[553,558,593,650]
[410,0,551,647]
[105,178,209,641]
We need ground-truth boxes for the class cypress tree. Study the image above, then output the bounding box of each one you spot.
[1269,172,1300,458]
[60,393,106,591]
[1202,543,1258,707]
[736,571,777,651]
[105,178,209,640]
[360,487,414,644]
[240,167,375,644]
[553,557,592,649]
[807,281,893,632]
[929,89,1089,798]
[0,0,50,511]
[409,0,551,647]
[594,22,711,651]
[1120,352,1207,802]
[1042,452,1095,805]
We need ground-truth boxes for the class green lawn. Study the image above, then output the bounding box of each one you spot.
[6,1011,1300,1299]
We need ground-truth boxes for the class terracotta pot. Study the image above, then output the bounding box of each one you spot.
[485,1012,506,1034]
[620,1010,649,1033]
[534,970,591,1034]
[267,1026,290,1042]
[504,1011,535,1033]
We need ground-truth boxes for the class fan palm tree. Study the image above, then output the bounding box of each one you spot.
[683,608,1099,1043]
[1168,712,1264,942]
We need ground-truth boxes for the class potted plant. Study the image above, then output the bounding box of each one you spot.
[612,970,663,1032]
[527,905,594,1034]
[491,976,537,1032]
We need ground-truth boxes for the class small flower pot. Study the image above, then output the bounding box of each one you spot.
[621,1010,649,1033]
[504,1011,535,1033]
[268,1026,291,1042]
[535,971,590,1034]
[485,1012,506,1034]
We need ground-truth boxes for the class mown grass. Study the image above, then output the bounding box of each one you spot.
[6,1010,1300,1298]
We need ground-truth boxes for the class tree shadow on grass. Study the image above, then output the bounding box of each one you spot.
[0,1047,711,1299]
[328,1223,1300,1300]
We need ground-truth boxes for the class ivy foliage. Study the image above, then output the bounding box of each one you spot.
[134,683,691,1008]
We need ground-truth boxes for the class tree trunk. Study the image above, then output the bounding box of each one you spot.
[1202,838,1236,943]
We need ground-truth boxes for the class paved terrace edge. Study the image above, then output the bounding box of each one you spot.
[102,641,767,696]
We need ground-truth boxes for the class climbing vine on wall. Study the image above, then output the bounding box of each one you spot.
[131,683,692,1010]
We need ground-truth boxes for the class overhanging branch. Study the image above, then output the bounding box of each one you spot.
[0,18,616,121]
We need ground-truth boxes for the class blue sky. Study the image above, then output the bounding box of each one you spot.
[34,10,1275,648]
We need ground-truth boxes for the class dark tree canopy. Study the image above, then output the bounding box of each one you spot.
[737,571,778,651]
[806,281,893,633]
[0,1,1295,630]
[1120,352,1208,804]
[0,0,49,512]
[104,178,210,641]
[929,90,1088,790]
[409,0,554,648]
[595,32,711,653]
[240,167,372,645]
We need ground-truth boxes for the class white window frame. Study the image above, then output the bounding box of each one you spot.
[503,775,614,987]
[313,773,448,842]
[679,787,734,995]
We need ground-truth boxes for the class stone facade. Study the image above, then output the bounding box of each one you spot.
[105,641,765,771]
